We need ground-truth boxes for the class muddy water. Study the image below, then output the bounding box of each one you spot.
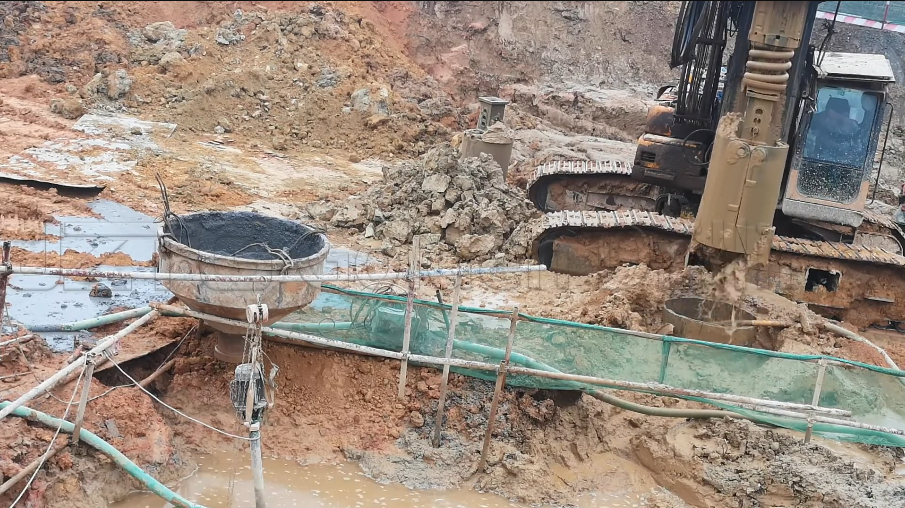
[112,454,526,508]
[111,453,659,508]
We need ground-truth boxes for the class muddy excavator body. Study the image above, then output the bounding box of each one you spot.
[528,1,905,326]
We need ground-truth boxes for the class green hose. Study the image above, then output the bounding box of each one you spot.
[28,307,155,332]
[1,402,206,508]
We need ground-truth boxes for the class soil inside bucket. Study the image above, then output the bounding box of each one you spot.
[164,211,326,261]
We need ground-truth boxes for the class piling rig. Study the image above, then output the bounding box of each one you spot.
[527,1,905,328]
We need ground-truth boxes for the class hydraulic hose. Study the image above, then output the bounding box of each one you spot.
[1,402,206,508]
[586,388,755,421]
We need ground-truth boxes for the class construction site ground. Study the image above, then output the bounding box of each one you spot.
[2,2,905,508]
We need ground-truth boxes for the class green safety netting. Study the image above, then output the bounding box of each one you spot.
[278,284,905,447]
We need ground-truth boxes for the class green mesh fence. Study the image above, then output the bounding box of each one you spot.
[279,285,905,447]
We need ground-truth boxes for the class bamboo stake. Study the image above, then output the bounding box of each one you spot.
[397,236,420,399]
[432,272,461,448]
[0,241,11,325]
[805,359,828,444]
[71,357,96,445]
[478,306,519,472]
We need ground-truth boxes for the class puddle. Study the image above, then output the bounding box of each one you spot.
[6,199,167,349]
[13,199,158,262]
[6,264,169,351]
[111,454,527,508]
[112,453,662,508]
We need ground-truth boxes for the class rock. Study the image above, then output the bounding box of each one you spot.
[351,86,390,115]
[49,98,85,120]
[317,68,339,88]
[89,283,113,298]
[272,135,288,151]
[481,121,513,144]
[350,88,372,112]
[216,27,245,45]
[106,70,132,99]
[83,73,107,97]
[380,220,412,244]
[365,115,390,129]
[158,51,186,72]
[454,234,496,260]
[143,21,185,43]
[216,117,232,133]
[331,203,366,227]
[306,202,336,221]
[409,411,425,428]
[421,174,451,193]
[364,224,375,238]
[214,125,225,134]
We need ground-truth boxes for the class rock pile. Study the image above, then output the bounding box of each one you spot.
[310,143,539,263]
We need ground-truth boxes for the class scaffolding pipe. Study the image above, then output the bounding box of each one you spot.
[0,264,546,283]
[1,402,206,508]
[0,310,159,421]
[149,304,873,427]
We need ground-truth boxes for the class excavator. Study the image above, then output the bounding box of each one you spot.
[527,1,905,328]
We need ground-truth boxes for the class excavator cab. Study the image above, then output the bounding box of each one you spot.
[781,52,895,231]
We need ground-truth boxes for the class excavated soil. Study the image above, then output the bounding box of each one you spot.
[309,142,539,264]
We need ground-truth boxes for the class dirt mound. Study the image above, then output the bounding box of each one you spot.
[118,6,461,158]
[0,183,98,241]
[545,265,709,333]
[633,417,905,508]
[310,143,540,264]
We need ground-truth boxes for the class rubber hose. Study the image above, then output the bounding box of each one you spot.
[452,337,755,421]
[0,402,207,508]
[586,389,756,421]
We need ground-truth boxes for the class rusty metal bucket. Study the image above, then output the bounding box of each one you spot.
[157,211,330,362]
[663,297,755,346]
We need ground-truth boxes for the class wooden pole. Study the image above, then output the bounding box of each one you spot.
[0,444,65,496]
[432,272,461,447]
[477,306,518,472]
[805,358,827,444]
[0,241,11,325]
[138,358,178,389]
[397,236,420,399]
[71,357,96,445]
